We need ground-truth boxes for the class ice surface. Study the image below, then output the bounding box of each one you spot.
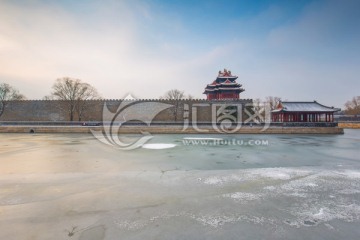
[0,130,360,239]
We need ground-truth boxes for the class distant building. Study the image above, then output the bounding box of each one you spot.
[203,69,244,100]
[271,101,341,122]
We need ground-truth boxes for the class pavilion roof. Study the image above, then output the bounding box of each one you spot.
[271,101,341,113]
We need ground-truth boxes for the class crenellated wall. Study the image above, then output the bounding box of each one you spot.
[0,99,253,123]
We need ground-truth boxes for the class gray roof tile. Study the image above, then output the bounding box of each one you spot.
[271,101,340,113]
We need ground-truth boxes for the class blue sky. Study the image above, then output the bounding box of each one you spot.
[0,0,359,107]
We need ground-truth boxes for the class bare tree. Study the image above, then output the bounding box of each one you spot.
[160,89,188,122]
[265,96,281,110]
[51,77,101,121]
[75,85,100,121]
[187,94,195,100]
[161,89,186,100]
[252,98,262,112]
[344,96,360,115]
[42,95,54,100]
[0,83,25,101]
[249,97,278,123]
[0,83,25,117]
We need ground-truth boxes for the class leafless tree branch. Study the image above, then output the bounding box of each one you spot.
[344,96,360,115]
[50,77,101,121]
[0,83,25,117]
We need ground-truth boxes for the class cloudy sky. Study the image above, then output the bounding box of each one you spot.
[0,0,359,106]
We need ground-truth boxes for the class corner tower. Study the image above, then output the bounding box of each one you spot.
[203,69,244,100]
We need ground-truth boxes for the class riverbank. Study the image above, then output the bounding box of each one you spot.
[0,125,344,134]
[338,122,360,129]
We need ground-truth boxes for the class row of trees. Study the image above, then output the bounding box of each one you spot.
[0,78,100,121]
[0,80,195,122]
[253,96,281,111]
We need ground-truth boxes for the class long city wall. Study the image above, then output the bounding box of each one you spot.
[0,125,344,134]
[0,99,253,122]
[0,99,344,134]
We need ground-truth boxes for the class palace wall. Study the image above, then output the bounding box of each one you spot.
[0,99,253,123]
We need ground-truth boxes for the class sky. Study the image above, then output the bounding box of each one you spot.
[0,0,359,107]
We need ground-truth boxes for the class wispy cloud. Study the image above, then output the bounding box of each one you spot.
[0,0,359,106]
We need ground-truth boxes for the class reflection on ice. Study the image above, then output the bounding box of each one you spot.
[141,143,177,149]
[183,137,224,140]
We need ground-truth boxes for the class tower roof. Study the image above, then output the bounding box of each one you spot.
[271,101,341,113]
[203,69,245,100]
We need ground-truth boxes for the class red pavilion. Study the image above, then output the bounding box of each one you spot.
[271,101,340,122]
[203,69,244,100]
